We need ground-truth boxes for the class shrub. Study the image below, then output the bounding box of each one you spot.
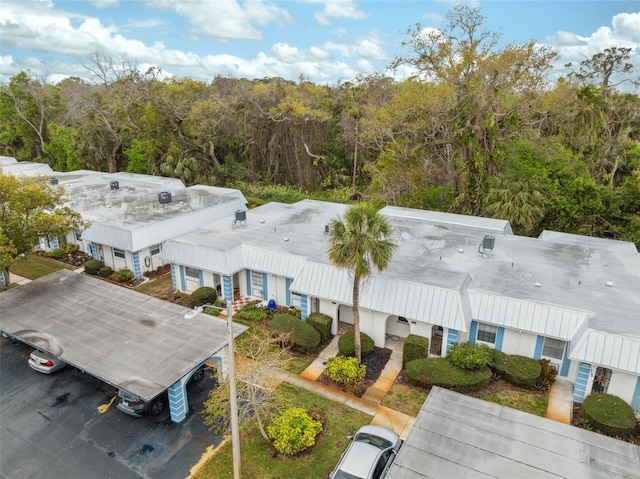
[402,334,429,368]
[536,359,558,390]
[269,314,321,353]
[306,312,332,343]
[405,357,492,393]
[47,248,65,259]
[99,266,113,277]
[325,356,366,386]
[112,268,135,282]
[189,286,217,307]
[267,407,323,455]
[503,355,541,389]
[582,394,636,437]
[338,331,374,357]
[447,341,492,370]
[236,302,268,322]
[84,259,104,275]
[488,349,508,377]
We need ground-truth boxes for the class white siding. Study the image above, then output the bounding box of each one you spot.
[501,329,538,357]
[607,371,638,406]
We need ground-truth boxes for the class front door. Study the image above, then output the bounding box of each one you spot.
[430,326,443,356]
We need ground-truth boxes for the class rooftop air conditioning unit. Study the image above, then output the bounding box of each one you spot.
[50,177,58,185]
[110,180,119,191]
[158,192,172,204]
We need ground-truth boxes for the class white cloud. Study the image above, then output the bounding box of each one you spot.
[149,0,292,41]
[88,0,119,8]
[306,0,369,26]
[354,39,387,61]
[124,18,166,29]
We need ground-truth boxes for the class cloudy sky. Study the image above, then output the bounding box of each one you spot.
[1,0,639,90]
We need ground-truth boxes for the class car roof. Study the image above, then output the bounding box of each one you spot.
[337,441,381,478]
[356,425,399,445]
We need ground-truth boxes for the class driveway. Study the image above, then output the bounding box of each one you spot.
[0,337,221,479]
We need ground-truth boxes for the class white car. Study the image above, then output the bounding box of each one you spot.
[28,349,66,374]
[330,425,401,479]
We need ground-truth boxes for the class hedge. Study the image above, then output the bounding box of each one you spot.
[84,259,104,275]
[189,287,218,307]
[447,341,492,370]
[269,314,321,353]
[503,355,541,389]
[306,312,332,343]
[582,393,637,437]
[98,266,113,277]
[338,331,374,357]
[402,334,429,368]
[406,357,492,393]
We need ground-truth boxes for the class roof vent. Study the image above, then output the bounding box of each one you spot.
[324,224,330,235]
[50,177,58,185]
[605,281,614,288]
[478,235,495,256]
[110,180,119,191]
[158,191,172,204]
[232,209,247,228]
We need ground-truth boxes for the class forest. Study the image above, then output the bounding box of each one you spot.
[1,6,639,246]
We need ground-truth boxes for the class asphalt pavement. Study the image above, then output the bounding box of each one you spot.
[0,337,221,479]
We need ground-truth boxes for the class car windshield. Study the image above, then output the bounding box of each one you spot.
[354,432,392,450]
[333,472,364,479]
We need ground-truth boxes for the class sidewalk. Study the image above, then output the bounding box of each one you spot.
[298,335,414,439]
[546,377,574,424]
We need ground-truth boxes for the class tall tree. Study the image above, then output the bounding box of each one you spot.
[390,5,557,214]
[327,204,396,361]
[0,173,86,289]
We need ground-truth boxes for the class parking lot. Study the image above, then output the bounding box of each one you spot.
[0,337,221,479]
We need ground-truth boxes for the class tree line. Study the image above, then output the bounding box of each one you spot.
[1,6,638,245]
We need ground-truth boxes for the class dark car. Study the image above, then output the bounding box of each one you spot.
[116,366,207,417]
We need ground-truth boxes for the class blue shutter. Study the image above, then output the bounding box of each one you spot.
[572,362,591,403]
[533,336,544,359]
[262,272,268,300]
[198,269,204,288]
[560,344,571,377]
[301,294,308,320]
[446,329,458,354]
[630,376,640,417]
[246,270,251,296]
[495,327,504,351]
[180,265,186,291]
[469,321,478,344]
[132,251,141,279]
[285,278,291,306]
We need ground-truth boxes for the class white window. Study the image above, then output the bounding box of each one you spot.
[114,248,126,259]
[542,338,565,360]
[476,323,497,344]
[251,271,263,287]
[185,267,199,279]
[150,244,161,256]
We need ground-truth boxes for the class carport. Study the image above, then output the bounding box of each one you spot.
[0,269,246,423]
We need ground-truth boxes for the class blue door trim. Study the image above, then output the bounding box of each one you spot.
[630,376,640,417]
[446,329,458,354]
[572,362,591,403]
[285,278,291,306]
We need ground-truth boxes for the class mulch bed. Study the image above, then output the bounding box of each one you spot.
[316,347,392,397]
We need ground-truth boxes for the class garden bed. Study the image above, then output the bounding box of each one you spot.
[316,347,391,397]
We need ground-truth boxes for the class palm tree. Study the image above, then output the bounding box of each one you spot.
[327,204,397,361]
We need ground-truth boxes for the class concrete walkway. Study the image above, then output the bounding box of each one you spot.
[298,335,414,439]
[546,377,574,424]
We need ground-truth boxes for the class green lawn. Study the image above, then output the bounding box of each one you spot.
[191,383,371,479]
[9,254,71,280]
[484,390,548,417]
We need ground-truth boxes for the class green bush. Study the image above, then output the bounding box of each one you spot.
[405,357,492,393]
[46,248,66,259]
[582,393,637,437]
[189,286,217,307]
[269,314,321,353]
[99,266,113,277]
[267,407,323,456]
[338,331,374,357]
[447,341,492,370]
[488,349,508,377]
[326,356,366,386]
[84,259,104,275]
[306,312,332,343]
[46,243,77,259]
[503,355,541,389]
[536,359,558,390]
[402,334,429,368]
[236,302,268,322]
[112,268,135,282]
